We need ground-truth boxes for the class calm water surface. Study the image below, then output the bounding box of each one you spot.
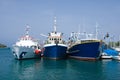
[0,48,120,80]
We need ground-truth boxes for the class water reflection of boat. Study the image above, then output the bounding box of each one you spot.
[42,58,67,69]
[12,59,41,80]
[67,59,104,79]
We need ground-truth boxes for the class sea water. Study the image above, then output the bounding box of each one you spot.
[0,48,120,80]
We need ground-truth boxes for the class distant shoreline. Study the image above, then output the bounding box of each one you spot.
[0,43,7,48]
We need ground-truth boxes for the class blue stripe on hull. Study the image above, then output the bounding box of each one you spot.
[68,42,100,60]
[43,45,67,59]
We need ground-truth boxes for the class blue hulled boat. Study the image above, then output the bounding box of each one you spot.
[42,17,67,59]
[67,32,101,60]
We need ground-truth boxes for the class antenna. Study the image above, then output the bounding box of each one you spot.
[53,17,57,32]
[26,25,30,35]
[78,24,81,33]
[119,35,120,47]
[77,24,81,40]
[40,33,48,37]
[95,22,98,39]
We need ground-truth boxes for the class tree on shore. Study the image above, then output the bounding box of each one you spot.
[0,43,7,48]
[108,41,120,47]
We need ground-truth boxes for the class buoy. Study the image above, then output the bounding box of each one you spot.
[35,49,41,55]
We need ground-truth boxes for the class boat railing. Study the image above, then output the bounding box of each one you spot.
[81,40,100,44]
[44,39,67,45]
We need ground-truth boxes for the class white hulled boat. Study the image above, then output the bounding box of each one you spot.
[12,26,42,60]
[101,52,113,59]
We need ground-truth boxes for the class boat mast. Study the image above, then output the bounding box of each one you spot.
[53,17,57,32]
[119,35,120,47]
[26,25,30,35]
[77,24,80,40]
[95,22,98,39]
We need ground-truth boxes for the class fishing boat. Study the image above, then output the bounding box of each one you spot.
[12,26,42,60]
[100,43,113,59]
[67,30,101,60]
[41,17,67,59]
[101,35,120,60]
[109,48,120,60]
[101,52,113,59]
[112,47,120,60]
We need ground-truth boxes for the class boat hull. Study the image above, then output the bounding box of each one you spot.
[68,42,100,60]
[101,55,113,59]
[101,48,119,59]
[12,46,41,60]
[43,44,67,59]
[112,56,120,60]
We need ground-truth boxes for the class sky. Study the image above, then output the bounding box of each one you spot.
[0,0,120,46]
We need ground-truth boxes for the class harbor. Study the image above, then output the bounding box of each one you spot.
[1,48,120,80]
[1,0,120,80]
[1,17,120,80]
[9,17,120,61]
